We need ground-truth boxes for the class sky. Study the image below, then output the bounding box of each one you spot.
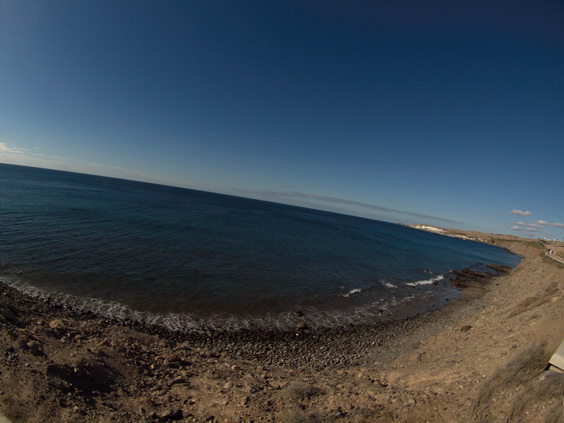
[1,0,563,239]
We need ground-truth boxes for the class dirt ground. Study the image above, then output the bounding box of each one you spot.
[1,237,563,422]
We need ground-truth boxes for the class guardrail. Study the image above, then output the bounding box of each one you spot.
[545,252,564,265]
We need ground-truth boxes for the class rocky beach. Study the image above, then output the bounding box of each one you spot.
[1,235,563,422]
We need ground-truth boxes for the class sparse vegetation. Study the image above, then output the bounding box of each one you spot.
[472,342,557,423]
[505,371,564,423]
[522,240,547,251]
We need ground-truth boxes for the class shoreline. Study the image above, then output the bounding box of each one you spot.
[0,255,513,336]
[1,238,563,422]
[0,264,508,371]
[0,275,469,371]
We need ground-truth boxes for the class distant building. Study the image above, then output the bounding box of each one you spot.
[411,224,446,234]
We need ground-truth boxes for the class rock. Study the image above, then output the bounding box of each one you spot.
[49,319,65,330]
[296,322,308,330]
[460,325,473,332]
[196,348,217,358]
[167,377,189,387]
[0,302,16,322]
[26,341,45,357]
[159,409,184,421]
[486,264,511,273]
[175,341,192,351]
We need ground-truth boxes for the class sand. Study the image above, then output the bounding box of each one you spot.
[0,236,563,422]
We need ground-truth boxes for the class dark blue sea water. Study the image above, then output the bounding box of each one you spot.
[0,163,520,331]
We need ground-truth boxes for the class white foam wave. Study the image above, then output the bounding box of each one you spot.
[378,278,398,289]
[1,272,454,333]
[341,288,362,298]
[405,275,444,287]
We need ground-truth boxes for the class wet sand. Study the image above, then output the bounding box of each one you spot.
[0,236,563,422]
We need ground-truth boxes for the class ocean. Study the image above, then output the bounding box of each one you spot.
[0,163,520,332]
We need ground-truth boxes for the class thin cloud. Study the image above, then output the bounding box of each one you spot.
[0,142,27,155]
[512,221,544,230]
[510,218,563,237]
[241,189,462,225]
[511,209,532,216]
[511,224,545,233]
[511,225,539,232]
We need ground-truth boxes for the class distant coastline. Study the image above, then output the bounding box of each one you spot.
[408,223,556,244]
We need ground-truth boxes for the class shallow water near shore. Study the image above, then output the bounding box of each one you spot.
[0,163,520,331]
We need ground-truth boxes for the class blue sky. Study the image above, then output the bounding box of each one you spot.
[1,0,563,238]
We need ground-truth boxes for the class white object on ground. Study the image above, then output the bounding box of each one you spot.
[549,339,564,371]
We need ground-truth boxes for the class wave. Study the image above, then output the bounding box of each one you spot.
[341,288,362,298]
[379,279,398,289]
[1,274,455,333]
[405,275,444,287]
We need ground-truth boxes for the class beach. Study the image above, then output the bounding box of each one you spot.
[0,236,563,422]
